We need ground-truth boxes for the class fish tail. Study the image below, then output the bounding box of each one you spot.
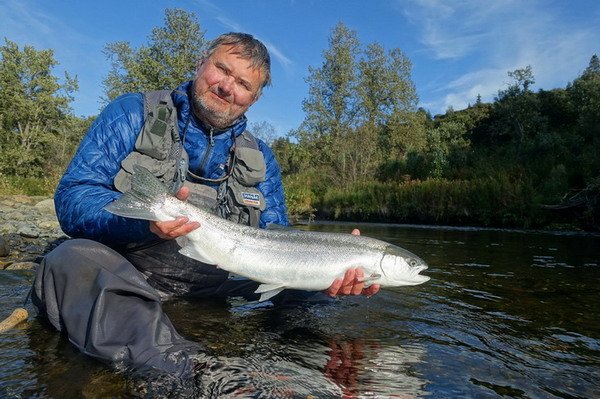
[104,165,169,221]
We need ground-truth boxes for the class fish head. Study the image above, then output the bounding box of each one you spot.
[379,245,430,286]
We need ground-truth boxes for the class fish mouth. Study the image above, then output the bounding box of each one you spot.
[409,264,430,284]
[413,264,428,274]
[412,274,431,284]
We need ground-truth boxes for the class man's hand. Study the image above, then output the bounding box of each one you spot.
[149,186,201,240]
[325,229,381,297]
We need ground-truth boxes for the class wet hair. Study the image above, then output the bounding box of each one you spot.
[199,32,272,94]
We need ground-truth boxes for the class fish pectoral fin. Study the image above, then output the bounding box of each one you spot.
[255,283,286,302]
[178,243,217,265]
[358,273,381,284]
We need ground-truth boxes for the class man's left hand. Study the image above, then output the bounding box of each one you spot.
[325,229,381,297]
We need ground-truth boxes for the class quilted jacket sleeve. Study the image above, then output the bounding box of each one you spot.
[54,93,154,246]
[257,140,290,228]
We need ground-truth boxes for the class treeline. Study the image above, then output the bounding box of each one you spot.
[274,24,600,231]
[0,39,90,194]
[0,10,598,230]
[0,9,203,195]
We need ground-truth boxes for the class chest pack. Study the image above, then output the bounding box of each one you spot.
[114,90,266,227]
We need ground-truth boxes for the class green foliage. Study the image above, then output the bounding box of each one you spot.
[285,46,599,230]
[282,173,318,222]
[0,174,58,196]
[2,13,598,231]
[490,65,547,143]
[320,174,541,228]
[299,22,421,187]
[103,8,206,101]
[569,54,600,142]
[0,38,80,179]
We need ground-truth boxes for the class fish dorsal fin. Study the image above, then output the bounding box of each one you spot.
[177,237,217,265]
[255,283,286,302]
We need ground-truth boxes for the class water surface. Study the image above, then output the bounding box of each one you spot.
[1,223,599,397]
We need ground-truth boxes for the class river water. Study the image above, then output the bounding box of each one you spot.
[1,223,599,398]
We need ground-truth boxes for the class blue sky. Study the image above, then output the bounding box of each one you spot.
[1,0,599,136]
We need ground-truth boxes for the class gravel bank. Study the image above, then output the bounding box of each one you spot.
[0,195,69,270]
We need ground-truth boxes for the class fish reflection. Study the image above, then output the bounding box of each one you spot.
[323,337,427,398]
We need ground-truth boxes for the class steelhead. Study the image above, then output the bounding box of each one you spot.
[105,165,430,301]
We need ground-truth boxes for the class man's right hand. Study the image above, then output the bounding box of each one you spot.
[149,186,201,239]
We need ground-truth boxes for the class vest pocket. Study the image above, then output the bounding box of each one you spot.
[233,147,266,186]
[225,180,265,226]
[114,152,177,193]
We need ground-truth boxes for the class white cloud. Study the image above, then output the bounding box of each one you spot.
[194,0,294,71]
[400,0,600,113]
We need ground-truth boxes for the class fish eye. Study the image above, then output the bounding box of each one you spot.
[409,259,418,267]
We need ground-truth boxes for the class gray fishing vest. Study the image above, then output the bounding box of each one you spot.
[114,90,266,227]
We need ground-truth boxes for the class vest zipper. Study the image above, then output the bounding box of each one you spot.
[199,126,214,176]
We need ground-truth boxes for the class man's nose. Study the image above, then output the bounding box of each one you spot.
[218,76,234,95]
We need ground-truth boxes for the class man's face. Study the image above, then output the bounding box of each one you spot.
[192,45,263,129]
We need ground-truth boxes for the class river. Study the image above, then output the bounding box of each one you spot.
[1,222,599,398]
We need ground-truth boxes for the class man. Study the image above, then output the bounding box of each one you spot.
[32,33,379,376]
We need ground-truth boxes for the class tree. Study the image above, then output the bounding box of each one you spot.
[249,120,277,146]
[103,9,206,101]
[299,23,420,186]
[300,23,360,185]
[570,54,600,142]
[493,65,546,142]
[0,38,78,177]
[303,23,359,138]
[508,65,535,92]
[358,44,420,162]
[583,54,600,76]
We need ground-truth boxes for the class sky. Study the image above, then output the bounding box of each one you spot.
[1,0,599,136]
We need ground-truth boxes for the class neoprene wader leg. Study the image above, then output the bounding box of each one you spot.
[31,239,201,377]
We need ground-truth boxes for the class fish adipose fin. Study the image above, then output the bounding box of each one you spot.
[104,165,168,221]
[255,283,286,302]
[177,237,217,265]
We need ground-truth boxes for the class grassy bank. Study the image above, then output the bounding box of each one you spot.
[2,173,593,231]
[318,176,541,228]
[0,175,58,197]
[285,176,598,231]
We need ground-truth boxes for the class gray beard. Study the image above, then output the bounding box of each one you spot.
[191,90,236,129]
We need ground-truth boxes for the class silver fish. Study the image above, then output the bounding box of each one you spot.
[105,165,430,301]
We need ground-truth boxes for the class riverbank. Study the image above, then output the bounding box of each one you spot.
[0,195,68,270]
[1,193,596,272]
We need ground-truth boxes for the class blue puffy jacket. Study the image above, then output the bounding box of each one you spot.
[55,81,289,247]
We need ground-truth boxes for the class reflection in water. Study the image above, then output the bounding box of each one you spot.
[1,224,599,397]
[324,340,427,398]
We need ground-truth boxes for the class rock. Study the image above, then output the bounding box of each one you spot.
[6,211,27,221]
[0,195,67,264]
[0,222,16,234]
[35,198,56,214]
[0,235,9,257]
[5,261,38,270]
[17,225,40,239]
[25,244,45,254]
